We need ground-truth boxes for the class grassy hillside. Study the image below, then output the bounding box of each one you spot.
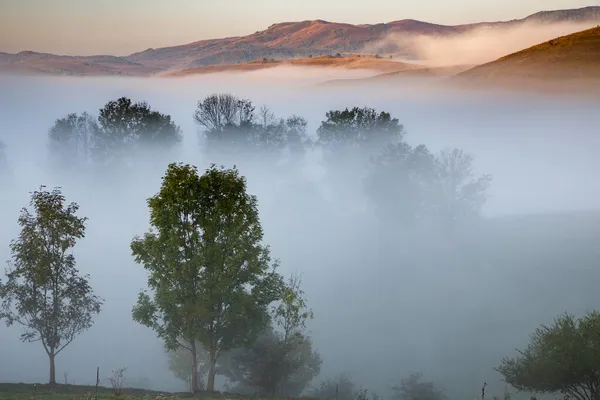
[161,55,418,77]
[452,26,600,91]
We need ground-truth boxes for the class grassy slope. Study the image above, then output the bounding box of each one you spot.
[453,26,600,85]
[160,55,418,77]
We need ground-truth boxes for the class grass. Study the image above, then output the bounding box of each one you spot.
[161,55,417,77]
[0,382,183,400]
[0,383,320,400]
[454,26,600,84]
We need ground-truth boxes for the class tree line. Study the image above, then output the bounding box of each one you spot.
[1,94,598,400]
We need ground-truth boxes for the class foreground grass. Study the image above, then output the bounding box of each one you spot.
[0,383,319,400]
[0,383,194,400]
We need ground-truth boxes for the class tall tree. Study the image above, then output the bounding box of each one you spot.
[47,112,99,168]
[496,311,600,400]
[131,162,283,393]
[0,186,103,385]
[96,97,182,163]
[131,163,208,393]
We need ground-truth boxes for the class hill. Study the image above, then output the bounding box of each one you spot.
[316,64,475,87]
[452,26,600,92]
[1,6,599,76]
[161,54,418,77]
[0,51,159,77]
[126,6,600,71]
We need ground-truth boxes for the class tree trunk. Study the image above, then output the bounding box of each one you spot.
[206,346,217,393]
[49,353,56,385]
[190,340,199,393]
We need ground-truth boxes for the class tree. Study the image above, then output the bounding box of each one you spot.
[365,143,491,233]
[222,274,321,396]
[0,186,103,385]
[48,112,99,168]
[193,93,256,153]
[131,162,284,393]
[433,148,492,230]
[311,372,361,400]
[316,106,404,159]
[193,94,311,160]
[131,163,210,393]
[365,142,438,228]
[167,341,209,391]
[496,311,600,400]
[391,373,445,400]
[96,97,182,163]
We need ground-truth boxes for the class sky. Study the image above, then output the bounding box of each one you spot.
[0,0,595,55]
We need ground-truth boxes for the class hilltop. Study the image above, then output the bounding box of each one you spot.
[452,26,600,92]
[1,6,599,77]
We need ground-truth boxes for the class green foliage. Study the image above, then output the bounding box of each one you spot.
[131,162,284,392]
[222,274,321,396]
[0,186,103,384]
[391,373,445,400]
[496,311,600,400]
[273,273,314,342]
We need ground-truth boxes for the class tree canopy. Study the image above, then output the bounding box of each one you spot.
[317,106,404,158]
[47,97,181,168]
[391,373,445,400]
[193,93,311,159]
[496,311,600,400]
[0,186,103,385]
[365,143,491,233]
[131,162,284,392]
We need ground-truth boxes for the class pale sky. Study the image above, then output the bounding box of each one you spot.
[0,0,595,56]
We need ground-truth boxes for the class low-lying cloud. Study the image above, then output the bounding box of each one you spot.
[365,21,599,67]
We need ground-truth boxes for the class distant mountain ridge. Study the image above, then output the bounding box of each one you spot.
[1,6,599,76]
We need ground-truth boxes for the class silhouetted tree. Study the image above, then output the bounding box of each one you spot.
[95,97,182,163]
[433,148,492,230]
[311,373,361,400]
[47,98,181,168]
[366,143,491,233]
[48,112,99,168]
[391,373,445,400]
[0,186,103,385]
[366,142,437,228]
[194,94,311,160]
[131,163,284,393]
[317,106,404,160]
[496,311,600,400]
